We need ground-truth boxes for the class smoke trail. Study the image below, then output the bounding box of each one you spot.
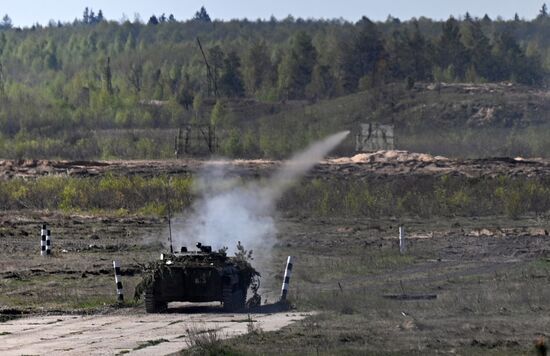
[263,130,350,201]
[171,131,349,269]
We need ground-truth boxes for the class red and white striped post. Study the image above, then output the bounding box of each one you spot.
[113,261,124,302]
[280,256,294,301]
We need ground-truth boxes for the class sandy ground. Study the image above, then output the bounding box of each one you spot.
[2,151,550,180]
[0,307,310,356]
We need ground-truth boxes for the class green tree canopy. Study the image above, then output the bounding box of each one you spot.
[278,31,317,99]
[339,17,386,91]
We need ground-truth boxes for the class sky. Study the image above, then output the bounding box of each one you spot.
[0,0,545,27]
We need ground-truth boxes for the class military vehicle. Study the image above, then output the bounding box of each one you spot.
[135,243,260,313]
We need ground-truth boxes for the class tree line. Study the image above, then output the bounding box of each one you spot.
[0,6,547,158]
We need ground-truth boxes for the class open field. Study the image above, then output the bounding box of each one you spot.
[1,155,550,354]
[2,213,550,354]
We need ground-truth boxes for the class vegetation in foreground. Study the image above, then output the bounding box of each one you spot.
[2,173,550,220]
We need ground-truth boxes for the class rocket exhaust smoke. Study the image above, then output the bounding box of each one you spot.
[171,131,349,271]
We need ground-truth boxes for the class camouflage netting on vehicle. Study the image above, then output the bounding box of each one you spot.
[133,251,260,301]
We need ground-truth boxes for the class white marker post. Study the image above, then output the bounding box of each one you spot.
[280,256,294,301]
[113,260,124,302]
[40,224,47,257]
[45,229,52,256]
[399,226,406,254]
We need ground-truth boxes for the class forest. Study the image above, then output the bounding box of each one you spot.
[1,6,550,159]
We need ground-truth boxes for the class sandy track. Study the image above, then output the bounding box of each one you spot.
[0,309,309,355]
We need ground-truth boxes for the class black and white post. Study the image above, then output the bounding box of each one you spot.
[399,226,406,254]
[113,260,124,302]
[45,229,52,256]
[40,224,47,257]
[280,256,294,302]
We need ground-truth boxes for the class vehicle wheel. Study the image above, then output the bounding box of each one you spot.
[235,288,246,310]
[223,287,246,312]
[145,288,167,313]
[222,286,235,312]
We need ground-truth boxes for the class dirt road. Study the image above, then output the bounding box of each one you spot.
[0,308,309,355]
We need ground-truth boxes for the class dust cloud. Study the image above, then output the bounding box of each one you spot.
[171,131,349,272]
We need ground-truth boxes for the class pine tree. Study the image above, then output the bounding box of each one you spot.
[339,17,386,92]
[278,31,317,99]
[103,57,113,95]
[208,45,225,91]
[386,29,409,79]
[177,73,194,110]
[492,31,543,84]
[0,62,5,96]
[436,17,469,79]
[408,22,431,80]
[306,64,336,100]
[194,7,211,22]
[1,15,12,29]
[124,33,136,51]
[462,20,494,81]
[148,15,159,25]
[127,63,143,93]
[0,33,7,56]
[243,40,272,95]
[219,51,245,97]
[45,41,59,70]
[83,7,90,24]
[539,3,548,18]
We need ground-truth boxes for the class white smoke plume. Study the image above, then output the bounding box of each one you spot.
[171,131,349,272]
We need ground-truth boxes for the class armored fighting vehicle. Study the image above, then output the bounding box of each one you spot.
[135,243,260,313]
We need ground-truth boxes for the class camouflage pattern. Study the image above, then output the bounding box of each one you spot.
[135,245,259,313]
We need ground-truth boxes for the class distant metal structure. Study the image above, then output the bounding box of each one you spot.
[196,37,219,98]
[355,123,395,152]
[174,124,218,157]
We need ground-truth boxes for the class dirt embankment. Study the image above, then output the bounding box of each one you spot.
[1,150,548,180]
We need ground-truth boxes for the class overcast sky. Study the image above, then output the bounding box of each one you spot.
[1,0,546,27]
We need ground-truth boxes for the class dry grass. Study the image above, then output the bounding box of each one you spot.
[183,324,227,355]
[210,216,550,355]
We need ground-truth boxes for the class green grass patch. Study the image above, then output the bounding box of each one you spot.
[3,172,550,219]
[69,297,112,310]
[528,258,550,270]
